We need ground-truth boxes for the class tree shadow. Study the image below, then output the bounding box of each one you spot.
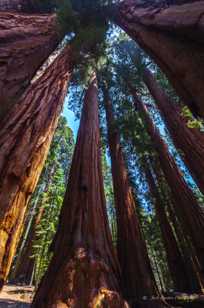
[0,299,30,307]
[7,290,33,295]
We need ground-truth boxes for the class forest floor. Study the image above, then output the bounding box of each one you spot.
[0,285,204,307]
[0,285,34,307]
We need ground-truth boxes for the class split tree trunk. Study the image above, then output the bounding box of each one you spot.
[0,11,59,118]
[103,86,165,307]
[32,75,128,308]
[132,91,204,291]
[115,1,204,117]
[0,46,72,289]
[143,68,204,195]
[144,163,194,293]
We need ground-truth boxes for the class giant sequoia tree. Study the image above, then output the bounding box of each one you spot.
[115,83,203,293]
[150,161,204,293]
[1,0,204,304]
[142,67,204,195]
[102,84,164,307]
[11,117,74,285]
[32,75,127,308]
[0,46,72,289]
[144,162,194,293]
[115,0,204,117]
[3,0,204,117]
[0,11,59,118]
[12,161,60,285]
[132,91,204,292]
[112,38,204,196]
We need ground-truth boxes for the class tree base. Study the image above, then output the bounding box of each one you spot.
[0,278,4,291]
[32,246,129,307]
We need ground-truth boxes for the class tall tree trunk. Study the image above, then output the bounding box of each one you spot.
[143,67,204,195]
[103,86,165,307]
[0,11,59,118]
[144,163,194,292]
[12,164,55,284]
[151,249,165,294]
[12,192,47,284]
[165,194,204,293]
[9,183,43,282]
[132,91,204,292]
[32,75,128,308]
[11,215,36,284]
[114,1,204,116]
[153,162,201,291]
[0,46,72,289]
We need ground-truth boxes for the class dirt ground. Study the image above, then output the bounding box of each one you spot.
[0,285,34,307]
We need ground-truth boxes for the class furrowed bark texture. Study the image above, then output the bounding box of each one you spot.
[0,12,59,118]
[0,46,72,289]
[103,87,165,307]
[116,1,204,116]
[133,92,204,291]
[143,68,204,195]
[144,164,193,292]
[32,76,128,308]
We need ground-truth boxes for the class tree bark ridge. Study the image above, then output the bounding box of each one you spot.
[0,11,59,118]
[143,68,204,195]
[115,1,204,116]
[0,46,72,289]
[32,75,128,308]
[103,85,165,307]
[144,163,195,292]
[132,91,204,292]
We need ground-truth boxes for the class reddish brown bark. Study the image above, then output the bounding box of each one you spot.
[0,46,72,289]
[143,68,204,195]
[115,1,204,116]
[132,91,204,291]
[32,76,128,308]
[0,11,59,118]
[144,164,193,292]
[166,195,204,293]
[151,161,200,291]
[103,86,165,307]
